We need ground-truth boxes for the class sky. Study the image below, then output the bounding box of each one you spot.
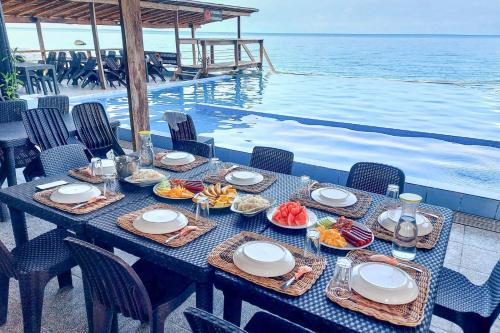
[197,0,500,35]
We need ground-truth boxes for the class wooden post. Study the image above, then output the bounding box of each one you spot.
[237,16,241,61]
[209,45,214,64]
[233,40,239,68]
[35,20,46,61]
[201,40,207,74]
[174,10,182,68]
[189,23,196,65]
[89,2,106,90]
[258,40,263,69]
[118,0,149,150]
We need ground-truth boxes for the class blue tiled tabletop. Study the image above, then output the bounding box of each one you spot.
[214,190,453,332]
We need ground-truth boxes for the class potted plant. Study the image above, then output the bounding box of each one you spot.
[0,48,23,100]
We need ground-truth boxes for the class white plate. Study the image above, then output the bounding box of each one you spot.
[378,209,433,237]
[153,183,194,200]
[311,188,357,208]
[50,184,101,204]
[225,171,264,186]
[319,222,374,250]
[266,207,317,229]
[230,196,275,217]
[160,152,195,166]
[351,262,419,305]
[233,241,295,277]
[133,209,188,234]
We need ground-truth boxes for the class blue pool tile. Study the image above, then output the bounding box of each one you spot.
[338,172,349,186]
[459,195,499,219]
[426,188,462,210]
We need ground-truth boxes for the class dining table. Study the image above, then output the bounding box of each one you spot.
[16,62,60,95]
[0,159,453,332]
[0,114,120,221]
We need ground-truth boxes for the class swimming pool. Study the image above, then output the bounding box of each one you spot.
[95,74,500,200]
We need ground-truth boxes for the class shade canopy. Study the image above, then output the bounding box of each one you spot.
[2,0,258,28]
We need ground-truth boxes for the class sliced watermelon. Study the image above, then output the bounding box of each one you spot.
[295,210,307,225]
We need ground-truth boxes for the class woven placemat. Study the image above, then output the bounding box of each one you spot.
[203,166,277,194]
[208,231,326,296]
[33,188,124,214]
[325,249,431,327]
[116,203,216,247]
[68,167,104,184]
[154,152,208,172]
[364,201,445,249]
[289,183,372,219]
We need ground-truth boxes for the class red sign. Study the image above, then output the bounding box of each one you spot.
[204,9,222,22]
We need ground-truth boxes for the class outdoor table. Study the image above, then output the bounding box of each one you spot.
[214,190,453,333]
[16,62,60,95]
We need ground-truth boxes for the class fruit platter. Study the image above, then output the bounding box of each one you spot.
[316,216,374,250]
[193,183,238,209]
[153,179,204,200]
[267,201,317,229]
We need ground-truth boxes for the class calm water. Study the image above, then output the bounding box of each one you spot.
[7,26,500,198]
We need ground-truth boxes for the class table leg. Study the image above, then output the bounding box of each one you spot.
[9,207,28,246]
[24,68,34,95]
[222,291,242,326]
[195,281,213,313]
[5,147,17,186]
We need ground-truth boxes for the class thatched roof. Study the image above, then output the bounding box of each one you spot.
[2,0,258,28]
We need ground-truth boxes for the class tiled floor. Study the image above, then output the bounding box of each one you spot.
[1,170,499,332]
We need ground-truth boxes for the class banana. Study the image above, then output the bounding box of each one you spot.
[215,183,222,195]
[221,185,231,194]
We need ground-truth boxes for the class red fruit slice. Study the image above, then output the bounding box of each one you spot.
[290,205,301,216]
[287,213,295,226]
[272,211,281,222]
[295,211,307,225]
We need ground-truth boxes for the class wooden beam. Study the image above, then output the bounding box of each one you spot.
[258,40,263,70]
[118,0,149,149]
[89,2,106,90]
[35,20,46,61]
[237,16,241,61]
[174,10,181,67]
[190,23,196,65]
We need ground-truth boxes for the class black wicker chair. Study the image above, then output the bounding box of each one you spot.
[433,262,500,333]
[184,307,314,333]
[346,162,405,194]
[37,95,69,114]
[21,107,71,151]
[164,112,197,142]
[72,102,125,158]
[249,146,294,175]
[64,237,195,333]
[40,144,89,177]
[172,140,211,158]
[0,100,40,184]
[0,229,75,332]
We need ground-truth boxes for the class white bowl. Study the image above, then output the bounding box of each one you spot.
[266,207,317,229]
[161,152,195,166]
[233,241,295,277]
[132,209,188,234]
[90,159,116,176]
[225,171,263,186]
[230,196,275,217]
[50,184,101,204]
[351,262,419,305]
[311,188,357,208]
[378,209,433,237]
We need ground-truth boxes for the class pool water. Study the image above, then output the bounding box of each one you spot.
[97,74,500,200]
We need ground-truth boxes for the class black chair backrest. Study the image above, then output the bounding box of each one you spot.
[56,52,67,71]
[164,112,197,142]
[64,237,153,322]
[108,50,116,58]
[0,99,28,123]
[83,57,97,71]
[72,102,124,156]
[0,239,17,279]
[104,57,120,72]
[487,261,500,320]
[77,52,87,61]
[21,107,70,151]
[346,162,405,195]
[37,95,69,114]
[172,140,211,158]
[184,307,246,333]
[40,144,89,177]
[250,146,294,175]
[46,51,57,64]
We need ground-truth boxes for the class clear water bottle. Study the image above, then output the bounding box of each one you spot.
[138,130,154,168]
[392,193,422,260]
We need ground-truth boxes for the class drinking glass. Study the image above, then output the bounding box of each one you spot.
[90,158,102,177]
[195,195,210,221]
[330,257,352,300]
[208,157,222,177]
[101,162,117,197]
[386,184,400,200]
[304,227,321,258]
[300,175,313,198]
